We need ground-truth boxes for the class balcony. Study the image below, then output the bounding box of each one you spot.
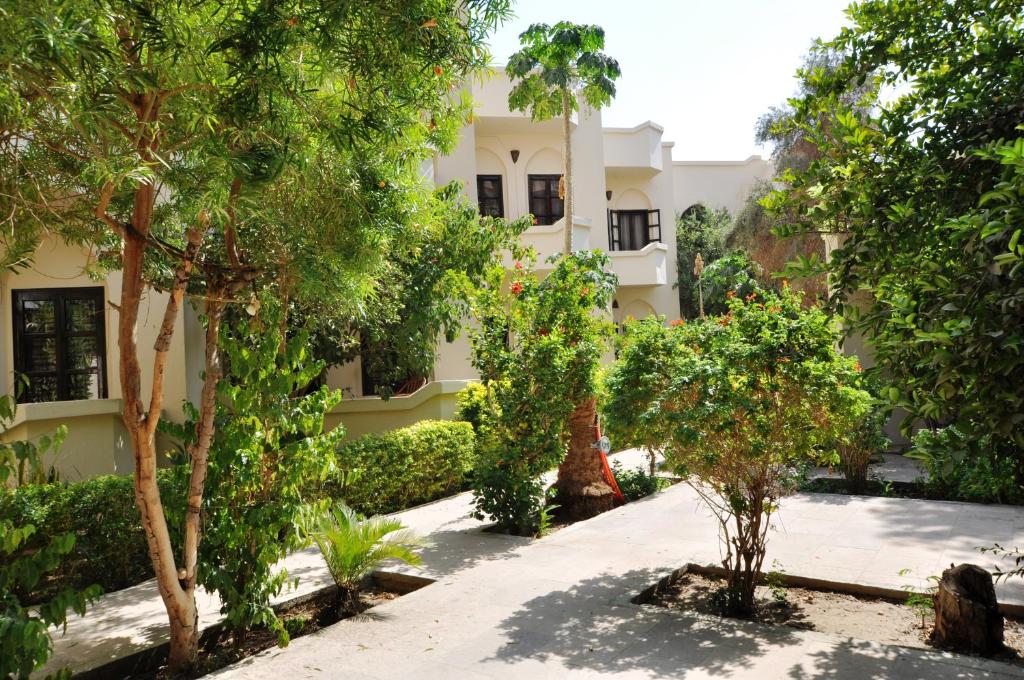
[602,122,664,175]
[609,242,669,287]
[504,215,593,270]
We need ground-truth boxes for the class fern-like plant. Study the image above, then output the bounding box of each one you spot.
[311,503,423,609]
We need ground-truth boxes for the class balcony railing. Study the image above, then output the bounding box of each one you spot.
[607,209,661,251]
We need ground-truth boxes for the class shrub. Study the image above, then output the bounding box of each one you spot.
[910,426,1024,505]
[329,420,475,516]
[310,502,421,609]
[606,287,851,616]
[0,471,184,601]
[610,461,669,502]
[1,392,99,679]
[827,371,890,493]
[675,206,731,318]
[696,251,762,316]
[454,382,490,435]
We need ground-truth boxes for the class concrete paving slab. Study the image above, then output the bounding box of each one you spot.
[37,448,1024,678]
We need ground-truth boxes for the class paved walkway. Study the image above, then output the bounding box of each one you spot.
[41,451,1024,678]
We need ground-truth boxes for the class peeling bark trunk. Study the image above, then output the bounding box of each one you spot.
[553,397,615,521]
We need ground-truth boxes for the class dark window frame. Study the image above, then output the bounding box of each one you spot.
[527,174,565,226]
[12,287,108,403]
[476,175,505,218]
[607,209,662,251]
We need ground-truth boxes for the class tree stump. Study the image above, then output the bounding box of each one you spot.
[931,563,1004,655]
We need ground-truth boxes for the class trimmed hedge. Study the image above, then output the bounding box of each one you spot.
[0,419,474,600]
[328,419,475,516]
[0,470,185,600]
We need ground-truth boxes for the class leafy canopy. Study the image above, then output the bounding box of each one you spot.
[765,0,1024,458]
[506,22,620,120]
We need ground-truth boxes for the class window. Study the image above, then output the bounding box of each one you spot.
[13,287,107,403]
[527,174,564,225]
[476,175,504,218]
[607,209,662,251]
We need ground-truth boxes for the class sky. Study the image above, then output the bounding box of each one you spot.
[486,0,852,161]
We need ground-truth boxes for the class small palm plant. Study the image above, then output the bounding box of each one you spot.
[311,503,423,610]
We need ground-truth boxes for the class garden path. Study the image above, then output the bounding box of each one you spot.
[40,450,1024,678]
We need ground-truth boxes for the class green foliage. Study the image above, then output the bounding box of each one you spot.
[606,288,853,615]
[767,1,1024,472]
[319,194,529,397]
[455,382,491,436]
[329,420,476,517]
[826,370,891,493]
[506,22,620,121]
[909,426,1024,505]
[311,503,422,595]
[0,393,99,679]
[675,206,731,318]
[466,250,618,534]
[609,461,669,502]
[697,252,763,317]
[162,299,343,643]
[0,473,184,602]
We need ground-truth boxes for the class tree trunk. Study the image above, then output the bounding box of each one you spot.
[553,397,615,521]
[932,563,1004,655]
[561,88,574,255]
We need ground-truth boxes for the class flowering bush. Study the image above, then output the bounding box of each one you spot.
[466,249,617,534]
[606,287,856,615]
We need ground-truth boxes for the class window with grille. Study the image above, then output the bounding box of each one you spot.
[527,174,564,225]
[476,175,504,218]
[13,287,107,403]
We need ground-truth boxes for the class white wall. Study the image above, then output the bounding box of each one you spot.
[672,156,774,216]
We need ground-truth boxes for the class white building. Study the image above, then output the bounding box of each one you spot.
[413,70,772,388]
[1,70,773,479]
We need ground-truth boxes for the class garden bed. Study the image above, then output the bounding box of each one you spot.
[635,565,1024,664]
[76,576,427,679]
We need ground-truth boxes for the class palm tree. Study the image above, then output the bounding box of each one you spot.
[311,503,422,610]
[507,22,621,254]
[507,23,622,521]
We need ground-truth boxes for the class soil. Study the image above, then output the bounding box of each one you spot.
[79,586,401,680]
[643,570,1024,664]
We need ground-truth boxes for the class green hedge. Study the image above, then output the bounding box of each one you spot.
[0,419,474,601]
[328,419,475,516]
[0,470,185,600]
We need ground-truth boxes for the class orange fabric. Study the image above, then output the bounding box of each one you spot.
[594,420,626,504]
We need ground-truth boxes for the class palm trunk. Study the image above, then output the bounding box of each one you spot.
[561,88,574,255]
[554,397,615,520]
[553,91,615,520]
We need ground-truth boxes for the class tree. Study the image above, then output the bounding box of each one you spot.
[605,289,853,616]
[0,0,509,670]
[766,0,1024,478]
[507,22,622,520]
[162,297,343,645]
[467,249,617,532]
[507,22,620,255]
[675,206,730,318]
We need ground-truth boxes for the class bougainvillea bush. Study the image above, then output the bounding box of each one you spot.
[465,249,617,535]
[605,287,863,615]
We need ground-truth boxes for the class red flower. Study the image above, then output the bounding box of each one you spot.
[580,286,589,297]
[511,281,523,296]
[718,313,733,327]
[670,318,685,327]
[514,261,523,270]
[855,361,863,372]
[433,65,444,76]
[538,327,550,336]
[745,292,757,302]
[726,290,736,299]
[782,279,790,289]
